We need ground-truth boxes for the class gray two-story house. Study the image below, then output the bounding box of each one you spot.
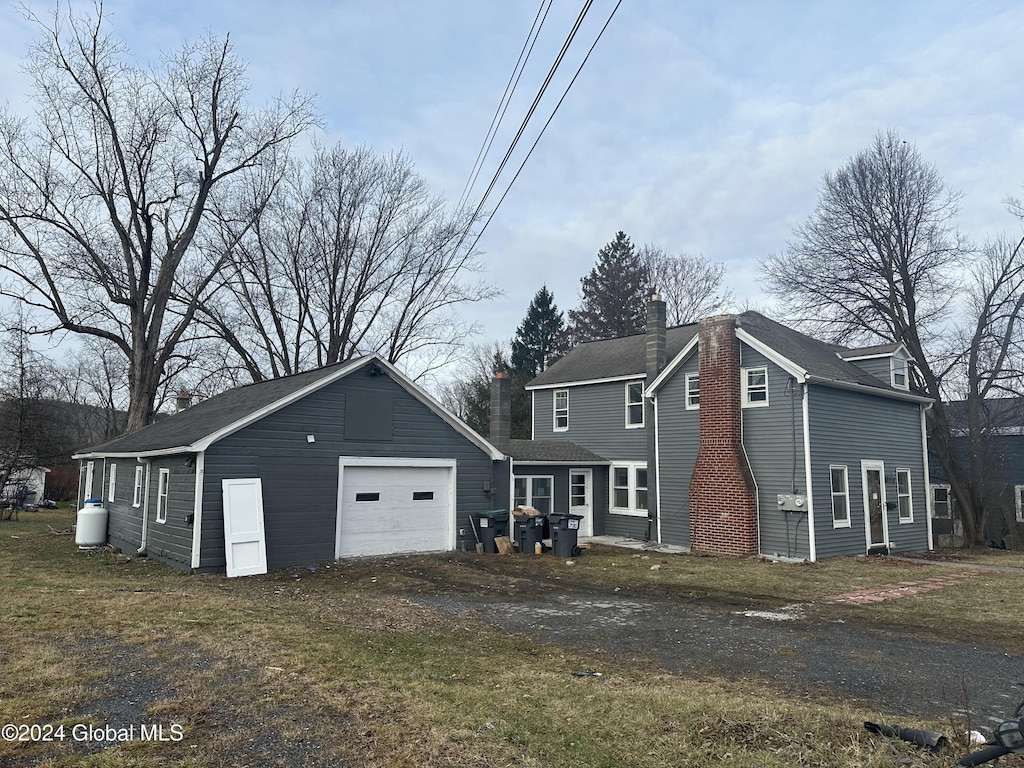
[510,297,933,560]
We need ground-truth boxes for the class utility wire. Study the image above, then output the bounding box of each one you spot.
[467,0,623,253]
[458,0,553,211]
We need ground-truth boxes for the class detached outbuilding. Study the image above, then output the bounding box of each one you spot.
[74,356,506,575]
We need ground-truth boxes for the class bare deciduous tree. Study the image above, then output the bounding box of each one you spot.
[199,144,498,382]
[762,129,1024,545]
[641,246,732,325]
[0,5,316,432]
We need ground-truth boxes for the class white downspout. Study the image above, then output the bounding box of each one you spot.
[801,382,817,562]
[190,452,205,569]
[137,458,151,556]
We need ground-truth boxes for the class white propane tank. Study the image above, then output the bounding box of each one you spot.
[75,499,108,548]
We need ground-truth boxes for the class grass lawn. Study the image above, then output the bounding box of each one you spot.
[1,508,1022,767]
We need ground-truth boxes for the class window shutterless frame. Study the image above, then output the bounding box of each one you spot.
[553,389,569,432]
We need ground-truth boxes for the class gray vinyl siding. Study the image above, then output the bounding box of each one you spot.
[145,455,197,569]
[847,357,892,384]
[654,354,699,547]
[197,366,496,572]
[808,385,929,558]
[739,345,810,560]
[532,381,646,460]
[103,460,144,554]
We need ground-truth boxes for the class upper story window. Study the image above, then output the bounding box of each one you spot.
[553,389,569,432]
[625,381,644,428]
[891,357,909,389]
[742,366,769,407]
[685,374,700,410]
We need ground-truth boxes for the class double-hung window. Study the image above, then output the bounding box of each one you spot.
[553,389,569,432]
[107,464,117,502]
[685,374,700,410]
[156,468,169,523]
[742,366,768,407]
[132,466,144,507]
[625,381,644,427]
[932,485,952,519]
[891,357,909,389]
[830,465,850,527]
[1016,486,1024,524]
[610,463,647,516]
[896,469,913,523]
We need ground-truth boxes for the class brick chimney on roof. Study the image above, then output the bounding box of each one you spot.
[688,315,759,556]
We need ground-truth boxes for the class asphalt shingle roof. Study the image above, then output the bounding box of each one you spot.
[505,439,608,463]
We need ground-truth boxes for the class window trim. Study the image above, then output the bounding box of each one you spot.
[107,463,117,503]
[931,484,952,519]
[830,464,851,528]
[553,389,569,432]
[896,468,914,523]
[890,357,909,390]
[1015,485,1024,524]
[685,373,700,410]
[156,468,169,524]
[624,381,645,428]
[132,466,144,508]
[742,366,769,408]
[514,475,554,515]
[610,462,648,517]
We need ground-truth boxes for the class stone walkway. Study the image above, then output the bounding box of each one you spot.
[824,570,982,604]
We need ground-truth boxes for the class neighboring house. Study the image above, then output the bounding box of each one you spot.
[509,298,933,560]
[928,397,1024,547]
[74,356,507,575]
[1,466,49,507]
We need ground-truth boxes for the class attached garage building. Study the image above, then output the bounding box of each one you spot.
[74,356,506,575]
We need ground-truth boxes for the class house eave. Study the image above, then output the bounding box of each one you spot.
[806,375,933,404]
[526,373,644,391]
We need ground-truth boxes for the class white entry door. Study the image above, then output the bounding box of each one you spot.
[337,461,454,558]
[569,468,594,537]
[222,478,268,577]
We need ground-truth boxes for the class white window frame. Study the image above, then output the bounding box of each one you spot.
[685,373,700,410]
[156,468,169,524]
[742,366,769,408]
[553,389,569,432]
[610,462,647,517]
[890,357,909,390]
[896,468,914,523]
[1016,485,1024,524]
[107,463,117,502]
[84,460,95,501]
[514,475,554,515]
[830,465,850,528]
[625,381,645,428]
[931,484,951,519]
[132,466,144,508]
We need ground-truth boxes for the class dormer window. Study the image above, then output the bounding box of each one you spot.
[891,357,908,390]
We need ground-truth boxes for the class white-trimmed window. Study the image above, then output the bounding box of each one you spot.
[107,464,117,502]
[611,463,647,516]
[1015,485,1024,523]
[514,475,553,515]
[625,381,644,427]
[742,366,769,407]
[830,465,850,527]
[156,468,169,523]
[553,389,569,432]
[896,468,913,523]
[932,485,952,518]
[685,374,700,410]
[891,357,909,389]
[132,466,144,508]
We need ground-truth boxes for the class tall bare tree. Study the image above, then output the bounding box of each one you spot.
[762,129,1024,545]
[641,246,732,325]
[0,5,316,432]
[198,144,497,382]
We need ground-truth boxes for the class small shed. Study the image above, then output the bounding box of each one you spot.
[73,356,505,575]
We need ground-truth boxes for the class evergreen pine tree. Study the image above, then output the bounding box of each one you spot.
[510,286,568,379]
[568,231,651,343]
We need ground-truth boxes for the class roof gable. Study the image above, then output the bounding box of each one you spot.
[74,356,503,460]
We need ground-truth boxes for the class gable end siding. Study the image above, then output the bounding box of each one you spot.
[533,381,646,460]
[654,354,699,547]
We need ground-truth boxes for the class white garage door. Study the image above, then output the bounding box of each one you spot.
[337,463,454,557]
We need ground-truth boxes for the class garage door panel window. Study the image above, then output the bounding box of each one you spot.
[515,476,553,514]
[413,491,434,501]
[355,492,380,502]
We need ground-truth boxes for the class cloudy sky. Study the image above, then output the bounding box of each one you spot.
[2,0,1023,360]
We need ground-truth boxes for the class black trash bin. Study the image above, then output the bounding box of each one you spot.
[477,509,509,554]
[513,511,546,554]
[549,512,584,557]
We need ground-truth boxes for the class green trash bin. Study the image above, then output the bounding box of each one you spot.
[477,509,509,554]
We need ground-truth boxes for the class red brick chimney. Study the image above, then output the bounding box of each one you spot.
[688,315,759,556]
